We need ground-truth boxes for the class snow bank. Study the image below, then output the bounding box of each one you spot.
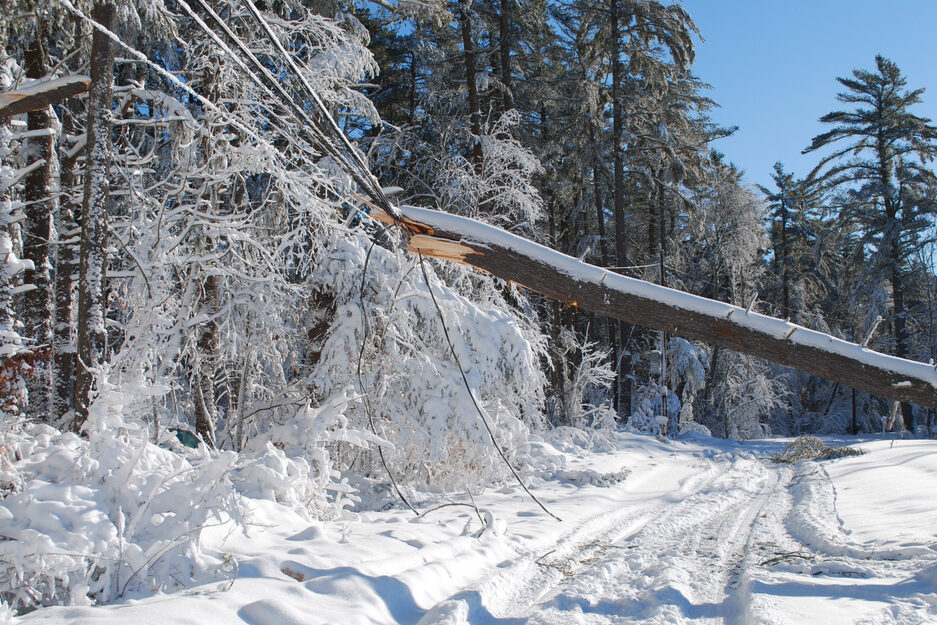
[0,383,239,612]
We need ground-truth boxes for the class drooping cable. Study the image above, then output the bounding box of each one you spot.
[240,0,400,221]
[417,253,561,522]
[182,0,385,209]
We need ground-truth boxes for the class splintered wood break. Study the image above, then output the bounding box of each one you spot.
[408,235,475,263]
[367,205,435,236]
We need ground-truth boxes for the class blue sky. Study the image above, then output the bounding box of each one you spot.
[681,0,937,190]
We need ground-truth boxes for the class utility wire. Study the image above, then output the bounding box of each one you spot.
[183,0,385,211]
[418,253,562,522]
[240,0,400,221]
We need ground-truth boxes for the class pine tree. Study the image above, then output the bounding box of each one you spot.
[805,55,937,431]
[758,162,823,322]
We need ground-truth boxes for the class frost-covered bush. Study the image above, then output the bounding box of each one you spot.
[771,436,865,464]
[436,110,544,227]
[0,380,380,613]
[310,230,547,489]
[233,389,384,517]
[546,328,616,429]
[0,382,240,612]
[0,116,34,417]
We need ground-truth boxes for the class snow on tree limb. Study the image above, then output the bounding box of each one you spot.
[0,75,90,121]
[372,204,937,407]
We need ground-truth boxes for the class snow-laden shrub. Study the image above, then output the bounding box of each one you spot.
[0,381,242,612]
[310,230,547,490]
[667,338,708,432]
[630,382,680,436]
[435,110,544,228]
[628,338,707,436]
[546,328,616,429]
[0,380,381,613]
[232,389,385,518]
[771,436,865,464]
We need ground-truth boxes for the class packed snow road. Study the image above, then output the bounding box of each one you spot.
[18,433,937,625]
[421,454,779,625]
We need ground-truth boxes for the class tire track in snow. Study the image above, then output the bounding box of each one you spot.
[417,455,775,625]
[744,462,937,625]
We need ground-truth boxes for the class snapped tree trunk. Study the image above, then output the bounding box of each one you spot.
[73,2,116,432]
[371,204,937,408]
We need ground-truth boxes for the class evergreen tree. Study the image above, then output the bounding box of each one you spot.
[805,55,937,431]
[758,162,823,322]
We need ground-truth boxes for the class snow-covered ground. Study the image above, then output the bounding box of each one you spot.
[17,431,937,625]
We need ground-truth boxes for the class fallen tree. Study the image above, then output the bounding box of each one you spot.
[371,204,937,408]
[0,75,90,121]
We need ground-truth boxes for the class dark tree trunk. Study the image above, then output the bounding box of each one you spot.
[609,0,632,417]
[22,34,55,421]
[779,199,790,319]
[54,99,82,424]
[498,0,514,112]
[458,0,484,175]
[192,57,224,448]
[892,256,914,429]
[194,272,219,447]
[73,2,116,432]
[588,123,618,410]
[409,52,417,124]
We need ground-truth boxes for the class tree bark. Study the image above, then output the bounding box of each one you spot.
[892,255,915,428]
[779,198,790,319]
[371,204,937,408]
[73,2,116,432]
[458,0,484,175]
[609,0,633,417]
[498,0,514,112]
[54,100,81,424]
[22,34,56,421]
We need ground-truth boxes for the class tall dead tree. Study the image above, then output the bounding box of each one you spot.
[73,2,116,432]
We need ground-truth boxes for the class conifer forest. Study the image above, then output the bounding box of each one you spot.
[0,1,936,622]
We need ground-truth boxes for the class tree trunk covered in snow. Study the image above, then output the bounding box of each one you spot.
[73,2,115,432]
[22,33,56,421]
[53,93,82,424]
[372,205,937,408]
[191,56,224,448]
